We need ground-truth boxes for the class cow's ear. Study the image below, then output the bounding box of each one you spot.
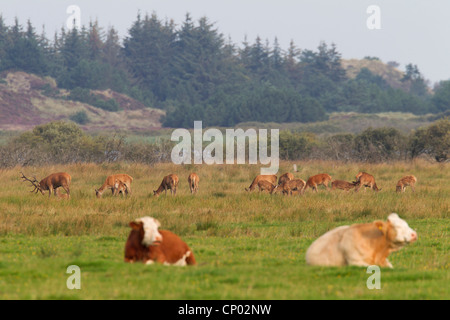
[129,221,142,230]
[374,221,386,234]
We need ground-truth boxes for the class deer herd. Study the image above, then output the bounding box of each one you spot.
[20,170,417,199]
[244,171,417,196]
[18,169,419,268]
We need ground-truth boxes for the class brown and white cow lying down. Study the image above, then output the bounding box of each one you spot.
[305,213,417,268]
[124,217,196,266]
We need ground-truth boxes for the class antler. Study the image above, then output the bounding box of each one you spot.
[20,172,40,193]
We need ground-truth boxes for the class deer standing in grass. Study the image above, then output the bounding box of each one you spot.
[21,172,71,198]
[396,175,417,193]
[113,179,129,196]
[95,174,133,198]
[257,180,277,193]
[353,172,381,192]
[245,174,277,192]
[154,174,179,196]
[188,173,199,194]
[305,173,332,192]
[273,179,306,195]
[278,172,294,186]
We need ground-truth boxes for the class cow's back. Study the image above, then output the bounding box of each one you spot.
[153,230,196,265]
[305,225,350,266]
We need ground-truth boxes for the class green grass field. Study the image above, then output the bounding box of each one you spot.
[0,160,448,300]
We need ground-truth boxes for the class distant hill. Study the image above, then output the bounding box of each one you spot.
[341,58,432,93]
[0,71,164,132]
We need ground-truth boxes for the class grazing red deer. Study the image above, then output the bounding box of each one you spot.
[306,213,417,268]
[305,173,332,192]
[21,172,71,198]
[245,174,277,192]
[273,178,306,195]
[154,174,179,196]
[113,179,129,196]
[95,174,133,198]
[124,217,196,266]
[278,172,294,186]
[257,180,277,193]
[188,173,200,194]
[396,175,417,193]
[331,180,357,191]
[353,172,381,192]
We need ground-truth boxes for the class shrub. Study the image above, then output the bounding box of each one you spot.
[409,118,450,162]
[2,121,113,166]
[353,127,407,162]
[68,87,120,112]
[69,111,90,125]
[279,131,319,160]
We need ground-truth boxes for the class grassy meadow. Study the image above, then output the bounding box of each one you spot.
[0,160,448,300]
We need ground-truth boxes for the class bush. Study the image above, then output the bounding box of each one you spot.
[92,97,120,112]
[0,121,173,168]
[325,134,355,161]
[353,127,407,162]
[68,87,120,112]
[409,118,450,162]
[279,131,319,160]
[69,111,90,125]
[1,121,118,166]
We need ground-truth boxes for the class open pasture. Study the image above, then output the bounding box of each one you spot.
[0,160,448,299]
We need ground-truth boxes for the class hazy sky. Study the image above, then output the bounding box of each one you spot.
[1,0,449,84]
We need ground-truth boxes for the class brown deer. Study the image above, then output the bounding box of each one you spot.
[55,188,70,200]
[113,179,129,196]
[21,172,71,198]
[154,174,179,196]
[257,180,277,193]
[188,173,200,194]
[331,180,357,191]
[305,173,332,192]
[353,172,381,192]
[273,178,306,195]
[245,174,277,192]
[95,174,133,198]
[396,175,417,193]
[278,172,294,186]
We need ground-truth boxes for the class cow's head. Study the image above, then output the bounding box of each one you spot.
[129,217,162,247]
[387,213,417,244]
[375,213,417,250]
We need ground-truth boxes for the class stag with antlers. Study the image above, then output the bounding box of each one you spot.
[21,172,72,198]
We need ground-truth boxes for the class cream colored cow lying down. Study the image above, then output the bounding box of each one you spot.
[306,213,417,268]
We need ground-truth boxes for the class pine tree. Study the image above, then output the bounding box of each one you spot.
[123,12,176,101]
[2,19,47,74]
[88,20,103,61]
[402,63,429,98]
[0,15,9,71]
[102,26,122,67]
[284,40,302,85]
